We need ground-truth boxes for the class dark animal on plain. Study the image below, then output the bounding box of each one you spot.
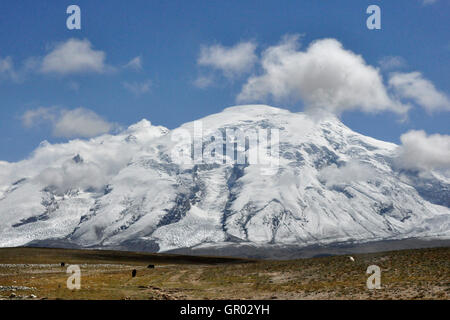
[132,269,137,277]
[60,262,65,267]
[147,264,155,269]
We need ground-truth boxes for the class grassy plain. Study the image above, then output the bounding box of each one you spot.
[0,246,448,300]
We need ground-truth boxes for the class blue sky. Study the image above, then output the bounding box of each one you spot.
[0,0,449,161]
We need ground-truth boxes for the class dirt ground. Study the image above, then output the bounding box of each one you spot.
[0,246,448,300]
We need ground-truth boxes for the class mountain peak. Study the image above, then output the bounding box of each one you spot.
[124,118,169,143]
[0,104,448,254]
[126,119,153,131]
[222,104,291,115]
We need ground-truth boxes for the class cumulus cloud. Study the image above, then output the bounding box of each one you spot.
[0,56,20,81]
[198,41,257,78]
[22,107,116,138]
[124,56,143,71]
[29,142,138,194]
[378,56,407,71]
[40,38,109,74]
[22,107,58,128]
[54,108,116,138]
[395,130,450,172]
[15,119,166,194]
[389,72,450,113]
[123,80,151,95]
[37,157,108,193]
[0,56,37,82]
[319,161,377,187]
[237,35,409,115]
[0,57,13,73]
[2,40,140,81]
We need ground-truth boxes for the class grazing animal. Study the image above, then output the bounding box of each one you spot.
[147,264,155,269]
[132,269,137,277]
[60,262,65,267]
[349,256,355,262]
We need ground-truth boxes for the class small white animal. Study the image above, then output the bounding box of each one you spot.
[349,256,355,262]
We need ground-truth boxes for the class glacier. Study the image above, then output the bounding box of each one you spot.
[0,105,449,255]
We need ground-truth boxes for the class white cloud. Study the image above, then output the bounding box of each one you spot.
[22,107,58,128]
[37,157,109,193]
[54,108,116,138]
[123,80,151,95]
[22,107,116,138]
[237,35,409,115]
[193,75,215,89]
[0,56,21,82]
[40,38,108,75]
[2,39,133,81]
[395,130,450,172]
[198,41,257,78]
[319,161,377,187]
[0,56,43,83]
[378,56,407,71]
[389,72,450,113]
[28,141,136,194]
[12,119,165,194]
[421,0,438,5]
[124,56,143,71]
[0,57,13,73]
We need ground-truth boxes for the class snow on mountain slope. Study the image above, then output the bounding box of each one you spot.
[0,105,449,252]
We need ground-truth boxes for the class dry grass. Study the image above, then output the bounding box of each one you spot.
[0,246,448,300]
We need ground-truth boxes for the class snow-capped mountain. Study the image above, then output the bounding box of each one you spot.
[0,105,449,254]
